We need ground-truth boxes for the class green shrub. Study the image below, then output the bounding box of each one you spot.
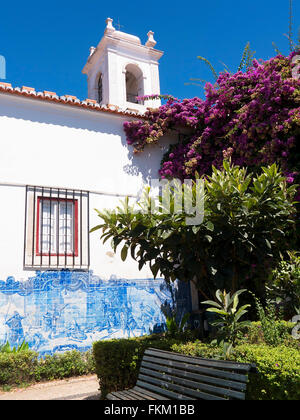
[93,333,191,398]
[250,294,286,346]
[266,251,300,318]
[241,321,299,349]
[35,350,95,382]
[171,341,300,400]
[234,344,300,400]
[0,350,95,387]
[0,351,38,385]
[171,340,223,359]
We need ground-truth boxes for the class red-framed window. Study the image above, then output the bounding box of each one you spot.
[36,197,78,257]
[24,186,90,270]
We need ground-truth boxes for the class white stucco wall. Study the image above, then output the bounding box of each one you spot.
[0,93,175,281]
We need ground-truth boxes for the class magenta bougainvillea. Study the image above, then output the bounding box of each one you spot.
[123,53,300,200]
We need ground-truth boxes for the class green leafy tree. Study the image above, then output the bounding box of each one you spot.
[91,162,297,300]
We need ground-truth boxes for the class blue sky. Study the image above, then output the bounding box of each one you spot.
[0,0,299,101]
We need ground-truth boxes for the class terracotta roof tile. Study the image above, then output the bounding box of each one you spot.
[43,90,57,96]
[0,82,12,88]
[85,99,97,104]
[21,86,35,92]
[0,82,147,119]
[64,94,78,101]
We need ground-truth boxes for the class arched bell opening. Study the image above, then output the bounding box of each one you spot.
[125,64,144,105]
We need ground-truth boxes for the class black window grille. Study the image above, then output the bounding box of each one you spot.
[24,185,90,270]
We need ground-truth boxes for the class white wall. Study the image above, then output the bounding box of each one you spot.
[0,94,171,194]
[0,184,27,280]
[0,93,175,281]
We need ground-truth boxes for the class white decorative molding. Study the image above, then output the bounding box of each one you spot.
[89,46,96,57]
[104,17,115,35]
[145,31,157,48]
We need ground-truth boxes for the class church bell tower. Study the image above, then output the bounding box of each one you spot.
[82,18,164,113]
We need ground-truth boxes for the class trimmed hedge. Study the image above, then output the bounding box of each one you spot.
[35,350,95,382]
[92,334,191,398]
[0,351,38,385]
[172,341,300,400]
[234,344,300,400]
[0,350,95,386]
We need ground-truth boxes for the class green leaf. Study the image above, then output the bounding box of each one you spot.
[206,221,214,232]
[265,239,272,249]
[151,263,160,278]
[206,308,228,316]
[216,290,224,304]
[89,225,102,233]
[232,289,248,311]
[121,245,129,261]
[201,300,222,309]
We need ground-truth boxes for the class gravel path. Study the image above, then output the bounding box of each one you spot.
[0,375,100,400]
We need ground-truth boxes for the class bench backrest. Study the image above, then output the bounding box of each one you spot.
[136,347,256,400]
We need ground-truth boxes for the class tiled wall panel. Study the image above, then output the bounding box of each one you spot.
[0,270,174,356]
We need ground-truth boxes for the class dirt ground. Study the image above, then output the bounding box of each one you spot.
[0,374,101,400]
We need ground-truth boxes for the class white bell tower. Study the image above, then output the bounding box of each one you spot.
[82,18,164,113]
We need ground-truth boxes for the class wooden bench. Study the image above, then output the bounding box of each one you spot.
[107,347,257,400]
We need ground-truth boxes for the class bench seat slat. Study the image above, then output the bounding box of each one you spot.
[138,374,227,400]
[114,390,136,400]
[126,389,157,400]
[142,355,248,383]
[107,391,124,400]
[145,348,253,373]
[136,380,194,400]
[139,367,245,400]
[107,388,165,401]
[118,390,142,400]
[141,360,247,391]
[133,386,170,400]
